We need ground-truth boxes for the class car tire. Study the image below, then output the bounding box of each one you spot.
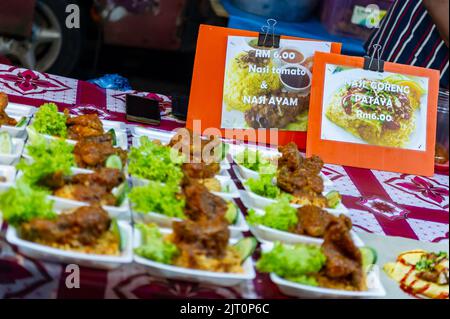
[35,0,87,75]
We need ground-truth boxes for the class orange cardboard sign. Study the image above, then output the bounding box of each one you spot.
[307,52,440,176]
[187,25,342,149]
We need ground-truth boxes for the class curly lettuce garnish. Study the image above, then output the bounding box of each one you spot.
[129,182,185,219]
[129,136,184,185]
[31,103,68,138]
[247,198,298,231]
[235,148,276,174]
[0,182,55,226]
[245,174,280,199]
[257,242,326,286]
[134,223,179,264]
[17,136,74,188]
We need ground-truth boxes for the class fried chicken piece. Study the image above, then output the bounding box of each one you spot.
[169,129,222,162]
[52,168,124,205]
[245,93,309,128]
[54,184,117,206]
[181,178,228,221]
[20,206,111,246]
[172,216,230,259]
[71,168,124,191]
[66,113,104,140]
[321,220,366,291]
[295,206,352,238]
[0,92,17,126]
[277,143,326,206]
[74,134,127,169]
[38,171,70,189]
[182,162,220,179]
[302,155,324,176]
[278,142,304,169]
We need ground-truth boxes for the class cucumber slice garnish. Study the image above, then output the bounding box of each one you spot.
[105,154,123,170]
[107,128,117,146]
[220,143,230,161]
[15,117,27,127]
[111,219,125,251]
[234,237,257,264]
[360,247,378,269]
[0,131,13,154]
[225,201,239,224]
[326,190,342,209]
[114,182,130,206]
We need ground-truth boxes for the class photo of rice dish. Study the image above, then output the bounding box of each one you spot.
[322,68,427,149]
[223,50,281,113]
[221,36,332,131]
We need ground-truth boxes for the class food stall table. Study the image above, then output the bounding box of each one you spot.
[0,64,448,299]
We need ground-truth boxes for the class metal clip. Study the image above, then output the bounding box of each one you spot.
[364,44,385,72]
[258,18,280,48]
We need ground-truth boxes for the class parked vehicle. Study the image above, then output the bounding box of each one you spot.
[0,0,223,75]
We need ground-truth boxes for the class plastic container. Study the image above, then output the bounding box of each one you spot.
[435,90,449,172]
[321,0,394,40]
[231,0,320,22]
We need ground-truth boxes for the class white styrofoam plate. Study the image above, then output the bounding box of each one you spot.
[0,116,31,138]
[6,221,133,270]
[0,165,17,184]
[133,227,256,287]
[16,167,131,221]
[241,184,349,215]
[27,117,129,150]
[131,128,231,169]
[1,103,35,138]
[131,174,239,200]
[0,138,25,165]
[247,207,364,247]
[232,164,334,189]
[261,242,386,299]
[132,204,249,238]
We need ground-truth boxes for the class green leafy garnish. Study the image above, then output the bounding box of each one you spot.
[129,182,186,219]
[235,148,276,174]
[0,182,55,226]
[134,223,179,264]
[129,136,184,184]
[31,103,68,138]
[247,197,298,231]
[18,136,74,188]
[245,174,280,199]
[257,242,326,286]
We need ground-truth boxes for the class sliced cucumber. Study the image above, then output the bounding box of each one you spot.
[106,154,123,170]
[107,128,117,146]
[234,237,258,264]
[0,131,13,154]
[360,247,378,269]
[110,219,125,251]
[115,182,130,206]
[225,202,239,224]
[15,117,27,127]
[220,143,230,161]
[326,190,342,209]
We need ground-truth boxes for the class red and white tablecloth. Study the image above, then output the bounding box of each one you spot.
[0,64,448,299]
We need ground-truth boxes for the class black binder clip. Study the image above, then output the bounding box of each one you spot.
[258,19,280,48]
[364,44,385,72]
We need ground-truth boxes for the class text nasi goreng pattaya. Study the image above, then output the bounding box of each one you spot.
[326,75,425,147]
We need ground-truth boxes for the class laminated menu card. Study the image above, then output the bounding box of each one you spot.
[307,52,440,176]
[221,36,332,132]
[187,25,341,149]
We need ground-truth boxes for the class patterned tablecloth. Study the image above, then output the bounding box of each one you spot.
[0,64,448,299]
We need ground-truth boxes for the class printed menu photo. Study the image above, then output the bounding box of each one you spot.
[307,52,439,176]
[221,36,332,131]
[321,65,429,150]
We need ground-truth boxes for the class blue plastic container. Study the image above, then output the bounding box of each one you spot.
[230,0,320,22]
